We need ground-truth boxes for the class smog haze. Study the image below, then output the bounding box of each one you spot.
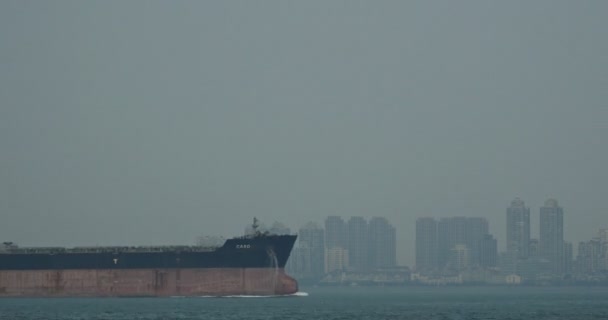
[1,1,607,266]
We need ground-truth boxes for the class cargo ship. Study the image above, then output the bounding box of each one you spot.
[0,219,298,297]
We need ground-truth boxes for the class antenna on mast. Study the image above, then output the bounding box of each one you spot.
[252,217,259,233]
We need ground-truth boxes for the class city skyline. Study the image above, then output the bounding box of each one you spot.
[288,198,601,271]
[286,198,605,284]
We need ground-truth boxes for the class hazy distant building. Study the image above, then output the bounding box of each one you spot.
[599,229,608,271]
[466,217,489,266]
[438,217,488,269]
[500,250,519,275]
[297,222,325,278]
[347,217,368,271]
[479,234,498,268]
[368,217,397,268]
[450,244,470,271]
[577,239,602,274]
[196,235,225,247]
[286,247,311,278]
[269,222,291,235]
[599,228,608,244]
[325,216,347,250]
[438,217,467,269]
[325,247,349,273]
[576,229,608,274]
[506,198,530,259]
[564,241,573,274]
[540,199,564,274]
[416,217,438,271]
[528,239,540,258]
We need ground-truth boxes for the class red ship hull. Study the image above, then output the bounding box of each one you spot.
[0,268,298,297]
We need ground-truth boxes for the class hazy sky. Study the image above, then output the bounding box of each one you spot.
[1,1,607,266]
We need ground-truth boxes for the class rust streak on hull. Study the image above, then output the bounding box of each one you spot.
[0,268,298,297]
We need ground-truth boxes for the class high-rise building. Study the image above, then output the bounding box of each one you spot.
[575,229,608,275]
[564,241,573,274]
[599,229,608,271]
[506,198,530,259]
[466,217,489,266]
[438,217,467,269]
[479,234,498,268]
[298,222,325,278]
[286,247,311,278]
[540,199,564,274]
[450,244,470,271]
[368,217,397,268]
[500,249,519,275]
[576,239,602,274]
[347,217,368,271]
[438,217,488,269]
[325,216,347,250]
[416,217,438,272]
[529,239,540,258]
[325,247,349,273]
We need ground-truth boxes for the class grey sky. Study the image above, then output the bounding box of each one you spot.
[1,1,607,266]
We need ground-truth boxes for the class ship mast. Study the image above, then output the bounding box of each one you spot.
[252,217,259,234]
[250,217,268,237]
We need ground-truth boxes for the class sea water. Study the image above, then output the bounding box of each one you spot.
[1,286,607,320]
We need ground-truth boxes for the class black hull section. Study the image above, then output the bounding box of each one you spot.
[0,235,296,270]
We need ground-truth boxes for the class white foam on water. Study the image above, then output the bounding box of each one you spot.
[192,292,308,298]
[222,295,272,298]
